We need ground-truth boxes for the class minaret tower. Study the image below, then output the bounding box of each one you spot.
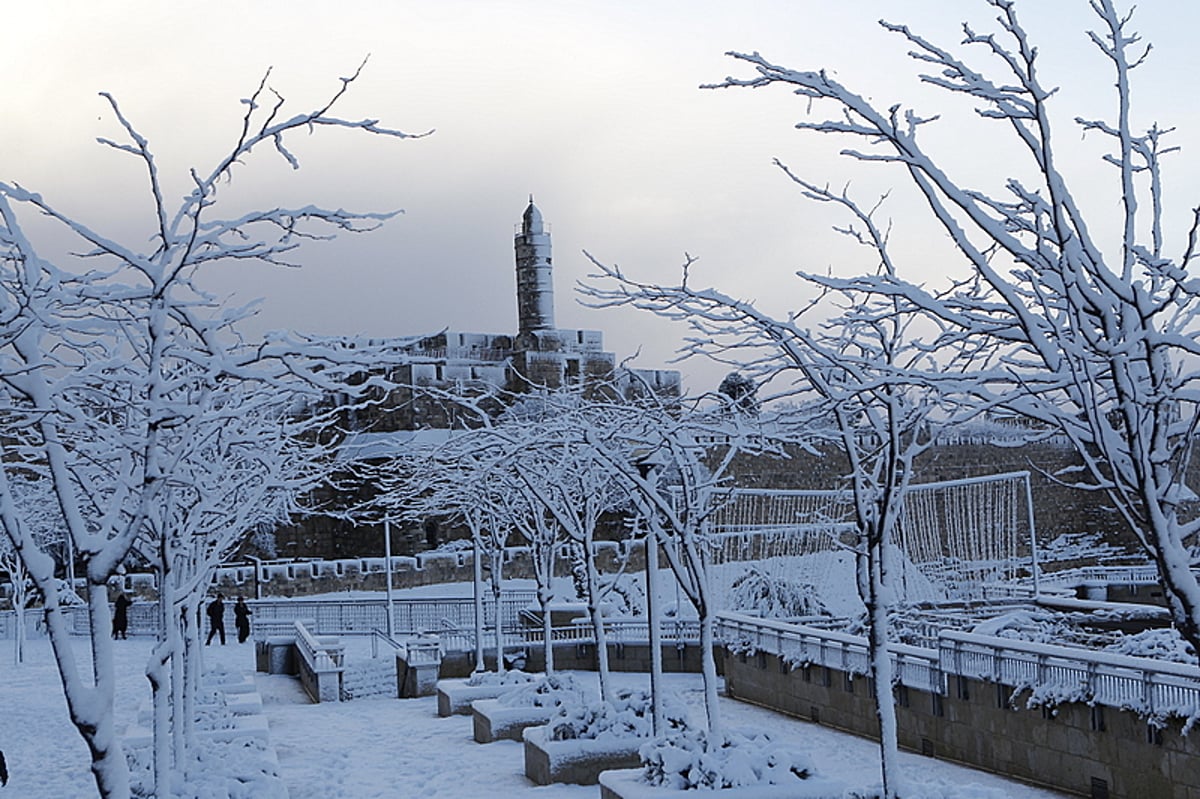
[515,197,555,335]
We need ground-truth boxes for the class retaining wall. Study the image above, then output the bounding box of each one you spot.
[723,650,1200,799]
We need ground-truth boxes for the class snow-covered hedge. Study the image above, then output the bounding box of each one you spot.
[638,728,815,791]
[549,688,688,742]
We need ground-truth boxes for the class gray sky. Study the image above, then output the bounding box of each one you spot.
[6,1,1199,393]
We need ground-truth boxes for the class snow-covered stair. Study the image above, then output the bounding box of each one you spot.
[340,655,397,700]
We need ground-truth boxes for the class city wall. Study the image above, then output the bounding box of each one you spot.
[199,541,646,600]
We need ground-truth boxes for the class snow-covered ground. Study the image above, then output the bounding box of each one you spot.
[1,635,1071,798]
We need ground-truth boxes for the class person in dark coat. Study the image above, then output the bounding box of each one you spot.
[234,595,252,644]
[0,748,8,786]
[111,592,131,639]
[205,593,226,645]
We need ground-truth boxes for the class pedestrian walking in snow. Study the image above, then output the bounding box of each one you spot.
[234,595,252,643]
[0,748,8,786]
[205,593,226,645]
[111,592,131,639]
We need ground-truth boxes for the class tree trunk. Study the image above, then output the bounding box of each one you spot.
[698,611,722,739]
[539,585,554,675]
[490,550,505,674]
[584,544,612,701]
[472,535,485,673]
[864,540,900,799]
[147,563,175,798]
[44,580,132,799]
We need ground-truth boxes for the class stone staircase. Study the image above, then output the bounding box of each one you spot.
[340,654,397,700]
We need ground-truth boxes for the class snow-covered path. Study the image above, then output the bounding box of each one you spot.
[0,636,1069,798]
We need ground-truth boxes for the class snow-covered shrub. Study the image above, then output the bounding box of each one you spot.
[465,669,538,688]
[1040,532,1130,566]
[1104,628,1196,664]
[496,673,585,709]
[549,688,689,742]
[970,610,1081,646]
[728,567,828,618]
[639,728,814,790]
[599,575,645,617]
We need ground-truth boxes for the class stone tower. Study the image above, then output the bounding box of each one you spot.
[514,197,555,334]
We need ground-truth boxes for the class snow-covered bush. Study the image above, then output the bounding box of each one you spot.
[549,688,689,742]
[465,669,538,688]
[970,610,1082,646]
[1040,532,1131,565]
[496,673,585,709]
[1104,628,1196,664]
[728,567,828,619]
[599,574,645,617]
[639,728,814,790]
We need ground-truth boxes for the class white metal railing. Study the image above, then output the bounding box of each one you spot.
[939,629,1200,718]
[252,616,315,640]
[369,628,406,659]
[520,618,702,646]
[247,592,538,637]
[718,611,1200,720]
[1038,565,1164,589]
[717,612,943,694]
[293,620,345,672]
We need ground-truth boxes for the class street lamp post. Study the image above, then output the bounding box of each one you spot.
[636,451,667,737]
[384,518,396,639]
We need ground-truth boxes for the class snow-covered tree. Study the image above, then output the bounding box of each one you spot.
[585,232,971,796]
[0,476,65,665]
[373,431,516,673]
[133,384,331,793]
[501,395,632,701]
[0,65,419,798]
[585,391,772,739]
[718,371,759,416]
[713,1,1200,661]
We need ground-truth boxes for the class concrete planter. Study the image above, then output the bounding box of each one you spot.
[436,678,514,717]
[598,768,848,799]
[472,698,556,743]
[523,724,643,786]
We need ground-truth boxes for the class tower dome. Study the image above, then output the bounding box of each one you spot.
[523,198,545,235]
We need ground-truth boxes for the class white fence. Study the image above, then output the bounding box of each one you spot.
[717,611,1200,720]
[940,629,1200,718]
[1038,564,1164,589]
[717,612,943,694]
[248,592,539,638]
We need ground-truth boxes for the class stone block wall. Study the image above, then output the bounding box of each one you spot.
[724,650,1200,799]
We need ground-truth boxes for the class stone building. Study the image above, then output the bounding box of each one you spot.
[267,200,681,558]
[347,199,679,434]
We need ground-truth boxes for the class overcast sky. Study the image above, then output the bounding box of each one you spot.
[6,1,1199,393]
